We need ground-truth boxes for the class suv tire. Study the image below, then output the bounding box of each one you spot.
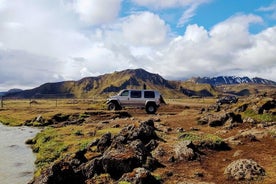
[146,103,157,114]
[108,101,120,111]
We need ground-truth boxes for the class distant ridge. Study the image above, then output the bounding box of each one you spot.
[3,69,276,99]
[189,76,276,86]
[0,88,23,97]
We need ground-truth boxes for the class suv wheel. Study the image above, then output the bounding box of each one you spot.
[108,102,117,111]
[146,103,157,114]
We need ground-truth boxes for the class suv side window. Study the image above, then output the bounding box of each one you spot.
[144,91,155,98]
[120,90,129,96]
[130,91,142,98]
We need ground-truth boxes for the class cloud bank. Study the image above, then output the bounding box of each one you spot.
[0,0,275,91]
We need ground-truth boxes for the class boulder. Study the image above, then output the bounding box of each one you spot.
[119,167,160,184]
[119,120,158,144]
[29,161,84,184]
[101,140,148,179]
[82,158,104,179]
[235,103,248,112]
[174,140,200,161]
[224,159,265,180]
[200,112,243,127]
[255,100,275,114]
[97,132,112,153]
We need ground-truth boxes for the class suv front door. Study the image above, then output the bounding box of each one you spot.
[117,90,131,106]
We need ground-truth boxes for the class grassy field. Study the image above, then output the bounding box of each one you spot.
[0,98,106,126]
[0,97,216,126]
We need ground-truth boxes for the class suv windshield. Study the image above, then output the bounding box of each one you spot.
[120,90,129,96]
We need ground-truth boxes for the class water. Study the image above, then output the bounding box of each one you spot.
[0,123,40,184]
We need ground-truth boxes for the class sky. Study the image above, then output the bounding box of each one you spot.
[0,0,276,91]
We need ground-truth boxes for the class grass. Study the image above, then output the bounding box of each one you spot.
[0,99,106,126]
[0,114,23,126]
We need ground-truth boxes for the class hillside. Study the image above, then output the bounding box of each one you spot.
[4,69,276,99]
[5,69,183,99]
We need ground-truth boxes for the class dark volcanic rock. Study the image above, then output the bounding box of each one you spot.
[199,112,243,127]
[97,132,112,153]
[236,103,248,112]
[82,158,104,179]
[257,100,276,114]
[101,139,148,179]
[29,161,85,184]
[119,119,158,144]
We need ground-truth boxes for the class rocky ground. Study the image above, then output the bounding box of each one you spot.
[25,96,276,184]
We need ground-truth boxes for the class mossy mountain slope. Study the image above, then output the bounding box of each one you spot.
[5,69,275,99]
[7,69,182,98]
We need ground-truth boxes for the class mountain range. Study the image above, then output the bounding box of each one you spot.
[2,69,276,98]
[189,76,276,86]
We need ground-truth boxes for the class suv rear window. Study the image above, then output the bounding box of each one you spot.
[130,91,142,98]
[144,91,155,98]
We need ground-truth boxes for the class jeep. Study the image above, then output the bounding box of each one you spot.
[107,89,165,114]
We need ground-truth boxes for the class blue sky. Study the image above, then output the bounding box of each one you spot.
[122,0,276,34]
[0,0,276,91]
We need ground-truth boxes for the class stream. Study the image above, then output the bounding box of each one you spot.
[0,123,40,184]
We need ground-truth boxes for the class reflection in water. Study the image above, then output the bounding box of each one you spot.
[0,124,40,184]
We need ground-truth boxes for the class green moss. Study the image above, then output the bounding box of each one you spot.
[0,115,23,126]
[31,127,68,168]
[243,110,276,122]
[74,130,83,136]
[97,128,121,136]
[179,132,223,145]
[118,181,131,184]
[78,140,90,151]
[153,174,163,181]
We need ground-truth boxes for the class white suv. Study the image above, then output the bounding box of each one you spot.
[107,89,165,114]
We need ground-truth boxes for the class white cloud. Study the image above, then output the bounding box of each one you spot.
[177,3,198,27]
[235,27,276,69]
[148,14,276,81]
[122,12,168,45]
[258,2,276,12]
[131,0,211,26]
[74,0,122,25]
[0,49,64,91]
[0,0,91,58]
[206,14,263,60]
[131,0,208,9]
[183,24,209,42]
[257,2,276,20]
